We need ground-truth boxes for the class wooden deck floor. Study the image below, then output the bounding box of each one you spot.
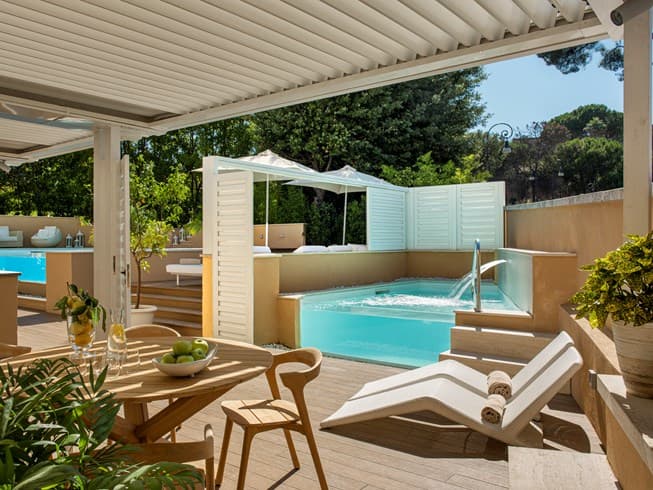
[17,309,605,489]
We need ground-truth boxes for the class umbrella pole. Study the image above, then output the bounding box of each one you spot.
[342,187,348,245]
[265,175,270,248]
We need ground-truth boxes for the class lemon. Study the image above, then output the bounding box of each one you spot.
[70,321,86,335]
[110,323,125,338]
[75,333,92,346]
[81,321,94,334]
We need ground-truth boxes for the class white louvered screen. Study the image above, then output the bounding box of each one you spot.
[367,187,406,251]
[407,182,505,250]
[457,182,505,250]
[213,170,253,343]
[409,185,457,250]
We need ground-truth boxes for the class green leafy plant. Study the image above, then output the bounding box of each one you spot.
[571,231,653,327]
[0,357,203,488]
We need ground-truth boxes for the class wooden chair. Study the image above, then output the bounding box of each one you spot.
[125,324,181,338]
[0,342,31,360]
[125,324,180,441]
[129,423,215,489]
[215,347,328,489]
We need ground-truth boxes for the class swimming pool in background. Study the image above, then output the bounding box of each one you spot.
[0,249,46,283]
[300,279,520,368]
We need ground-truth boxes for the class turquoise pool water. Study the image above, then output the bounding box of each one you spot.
[0,249,46,283]
[300,279,519,368]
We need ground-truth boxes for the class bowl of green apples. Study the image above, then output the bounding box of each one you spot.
[152,338,217,377]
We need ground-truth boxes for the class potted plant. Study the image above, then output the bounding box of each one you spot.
[0,357,203,488]
[130,204,172,324]
[571,231,653,398]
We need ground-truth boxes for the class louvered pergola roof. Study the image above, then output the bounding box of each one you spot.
[0,0,621,166]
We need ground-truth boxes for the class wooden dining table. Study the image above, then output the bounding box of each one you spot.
[9,337,272,443]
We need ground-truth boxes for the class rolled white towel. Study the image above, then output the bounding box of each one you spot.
[481,394,506,424]
[487,370,512,399]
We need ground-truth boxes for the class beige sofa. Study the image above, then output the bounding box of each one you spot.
[0,226,23,247]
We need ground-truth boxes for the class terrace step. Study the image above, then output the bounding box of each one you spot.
[17,295,46,311]
[133,284,203,334]
[450,326,554,360]
[153,305,202,323]
[138,284,201,299]
[132,293,201,310]
[455,310,537,332]
[438,349,528,376]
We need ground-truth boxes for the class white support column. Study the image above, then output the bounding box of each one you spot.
[623,6,653,235]
[93,127,131,334]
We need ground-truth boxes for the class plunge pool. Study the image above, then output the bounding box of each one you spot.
[300,279,519,368]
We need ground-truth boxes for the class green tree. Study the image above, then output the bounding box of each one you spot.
[495,122,571,202]
[554,137,623,195]
[0,150,94,218]
[130,158,188,307]
[537,41,623,80]
[253,69,487,178]
[381,152,489,187]
[551,104,623,140]
[122,118,255,225]
[253,70,487,241]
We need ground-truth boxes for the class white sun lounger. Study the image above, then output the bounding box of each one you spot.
[321,343,582,448]
[350,331,574,400]
[166,258,202,286]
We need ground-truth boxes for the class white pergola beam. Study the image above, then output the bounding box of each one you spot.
[622,6,652,235]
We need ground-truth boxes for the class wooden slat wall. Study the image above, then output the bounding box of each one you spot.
[214,171,253,343]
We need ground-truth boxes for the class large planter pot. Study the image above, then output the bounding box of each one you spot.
[130,305,157,326]
[611,320,653,398]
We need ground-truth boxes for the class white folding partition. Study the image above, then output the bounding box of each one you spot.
[457,182,505,250]
[408,186,457,250]
[367,187,407,251]
[212,170,254,343]
[408,182,505,250]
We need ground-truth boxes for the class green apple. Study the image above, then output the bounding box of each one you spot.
[172,340,193,356]
[176,355,195,364]
[192,338,210,355]
[191,348,206,361]
[161,352,176,364]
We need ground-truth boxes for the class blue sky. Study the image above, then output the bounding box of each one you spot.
[478,51,623,134]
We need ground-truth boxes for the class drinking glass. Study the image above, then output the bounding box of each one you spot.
[106,309,127,367]
[67,307,98,359]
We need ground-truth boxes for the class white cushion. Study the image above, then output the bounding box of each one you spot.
[253,246,271,254]
[293,245,328,253]
[165,264,202,275]
[179,258,201,265]
[0,226,9,238]
[327,245,353,252]
[348,243,368,251]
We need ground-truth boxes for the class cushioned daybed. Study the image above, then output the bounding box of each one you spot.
[30,226,62,247]
[0,226,23,248]
[166,258,202,286]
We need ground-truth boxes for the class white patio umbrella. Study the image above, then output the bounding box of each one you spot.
[237,150,318,247]
[286,165,397,245]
